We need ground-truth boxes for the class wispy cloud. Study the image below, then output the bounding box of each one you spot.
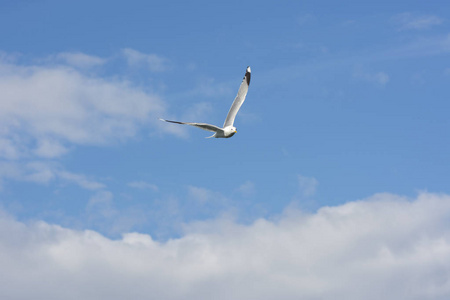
[0,161,104,190]
[85,191,148,234]
[183,77,233,99]
[187,185,227,204]
[1,192,450,299]
[183,185,235,220]
[0,137,21,160]
[353,66,390,86]
[296,13,316,26]
[122,48,169,72]
[33,138,69,158]
[297,174,318,197]
[86,190,117,218]
[53,52,107,68]
[58,171,105,190]
[235,181,256,197]
[128,181,159,191]
[392,13,444,31]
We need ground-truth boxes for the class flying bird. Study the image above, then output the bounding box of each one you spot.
[160,66,251,138]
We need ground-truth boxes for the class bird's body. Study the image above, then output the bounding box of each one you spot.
[160,66,251,138]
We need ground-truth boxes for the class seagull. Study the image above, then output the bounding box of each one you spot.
[160,66,251,138]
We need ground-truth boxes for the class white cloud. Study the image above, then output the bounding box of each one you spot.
[393,13,444,31]
[122,48,168,72]
[0,56,166,159]
[1,192,450,299]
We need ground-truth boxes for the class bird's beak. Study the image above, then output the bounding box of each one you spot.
[235,129,237,133]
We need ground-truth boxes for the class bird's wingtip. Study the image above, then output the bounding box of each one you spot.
[159,118,166,122]
[244,66,251,85]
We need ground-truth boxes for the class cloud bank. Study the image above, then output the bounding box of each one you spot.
[1,192,450,300]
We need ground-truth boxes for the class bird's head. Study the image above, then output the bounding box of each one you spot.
[224,126,237,137]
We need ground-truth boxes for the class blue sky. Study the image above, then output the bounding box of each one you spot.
[1,1,450,298]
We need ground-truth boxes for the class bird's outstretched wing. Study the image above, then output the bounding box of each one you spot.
[159,119,223,133]
[223,66,251,128]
